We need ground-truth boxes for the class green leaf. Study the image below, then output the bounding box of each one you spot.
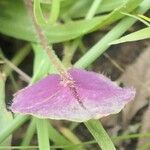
[36,119,50,150]
[0,0,142,43]
[34,0,47,25]
[48,0,61,24]
[48,124,78,150]
[93,0,143,31]
[74,0,150,69]
[110,27,150,44]
[61,0,124,18]
[32,44,56,82]
[85,120,116,150]
[0,115,29,144]
[0,74,13,147]
[121,12,150,26]
[0,0,104,43]
[20,118,36,149]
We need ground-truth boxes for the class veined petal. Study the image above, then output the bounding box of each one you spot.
[11,68,135,122]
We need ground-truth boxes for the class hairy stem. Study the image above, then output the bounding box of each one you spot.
[24,0,73,84]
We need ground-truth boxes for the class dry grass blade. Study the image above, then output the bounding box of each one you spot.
[137,104,150,149]
[1,56,31,82]
[119,43,150,125]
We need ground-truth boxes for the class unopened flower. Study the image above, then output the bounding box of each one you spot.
[11,68,135,122]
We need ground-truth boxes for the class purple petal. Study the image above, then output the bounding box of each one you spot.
[11,68,135,122]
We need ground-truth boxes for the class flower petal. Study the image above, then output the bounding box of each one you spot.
[11,68,135,122]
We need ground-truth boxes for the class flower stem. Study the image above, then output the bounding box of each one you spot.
[24,0,88,109]
[24,0,73,84]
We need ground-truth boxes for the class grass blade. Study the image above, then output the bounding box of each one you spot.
[2,44,31,77]
[85,0,103,20]
[74,0,150,68]
[34,0,47,25]
[36,119,50,150]
[85,120,116,150]
[110,27,150,44]
[48,123,79,150]
[0,115,29,144]
[48,0,61,24]
[21,118,36,149]
[0,74,13,146]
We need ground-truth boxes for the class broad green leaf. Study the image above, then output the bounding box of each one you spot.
[0,0,105,43]
[111,27,150,44]
[0,74,13,147]
[61,0,124,18]
[93,0,143,31]
[0,0,142,43]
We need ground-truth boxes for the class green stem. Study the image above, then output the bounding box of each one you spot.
[59,127,83,145]
[48,0,61,24]
[34,0,47,25]
[86,0,103,19]
[0,115,29,144]
[113,133,150,142]
[48,123,71,146]
[36,119,50,150]
[121,12,150,27]
[0,146,38,149]
[21,118,36,149]
[69,0,101,67]
[9,73,19,90]
[48,124,82,150]
[62,0,101,67]
[0,73,13,146]
[74,0,150,68]
[85,120,116,150]
[62,39,80,67]
[0,73,5,107]
[25,0,71,82]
